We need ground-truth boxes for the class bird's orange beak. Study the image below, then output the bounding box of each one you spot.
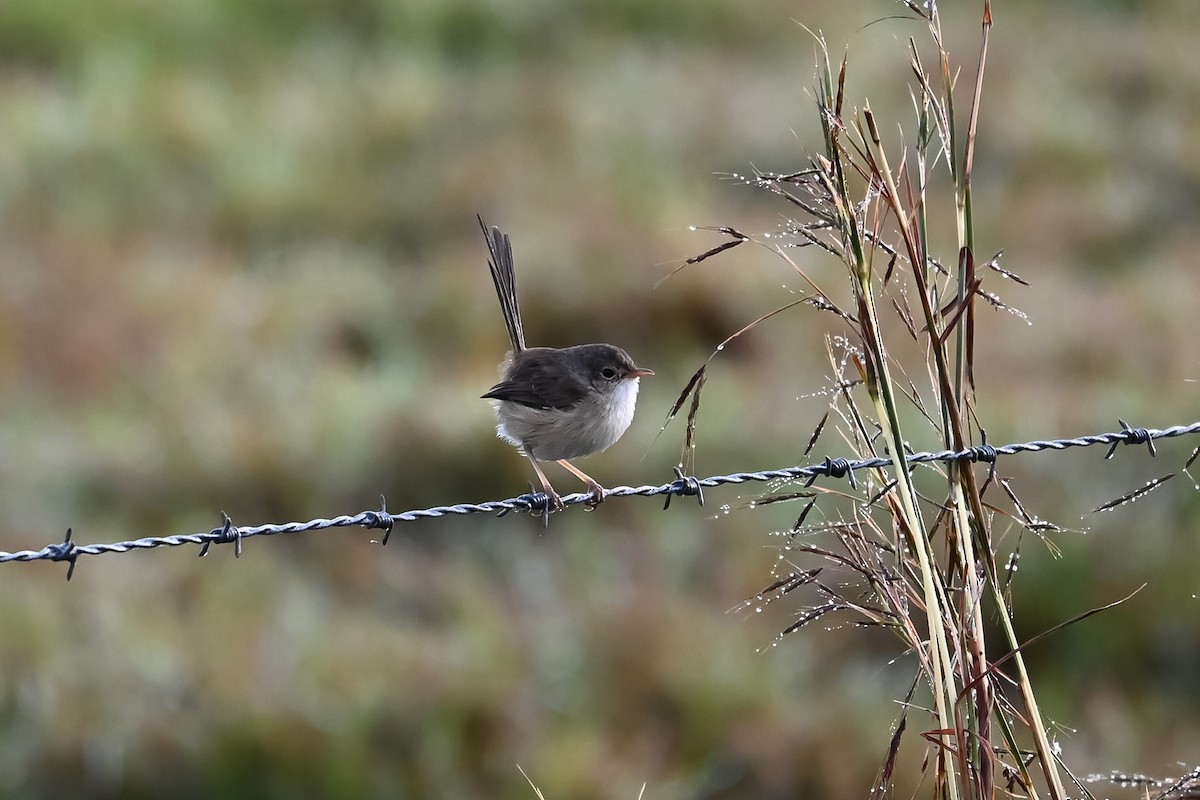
[629,367,655,378]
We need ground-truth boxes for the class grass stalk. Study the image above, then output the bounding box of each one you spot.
[711,3,1077,795]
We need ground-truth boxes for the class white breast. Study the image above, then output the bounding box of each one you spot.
[493,376,642,462]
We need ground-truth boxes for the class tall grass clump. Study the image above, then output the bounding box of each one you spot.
[670,2,1085,796]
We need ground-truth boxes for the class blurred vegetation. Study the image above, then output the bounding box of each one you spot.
[1,0,1198,797]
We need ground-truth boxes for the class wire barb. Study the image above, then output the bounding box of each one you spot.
[809,456,856,489]
[496,491,558,530]
[967,434,1000,484]
[663,465,704,510]
[364,495,395,545]
[199,513,242,558]
[49,528,80,581]
[1105,419,1156,459]
[3,421,1200,569]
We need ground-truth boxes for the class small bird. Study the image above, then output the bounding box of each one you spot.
[479,216,653,511]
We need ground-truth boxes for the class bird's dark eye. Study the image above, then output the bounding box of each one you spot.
[600,366,619,381]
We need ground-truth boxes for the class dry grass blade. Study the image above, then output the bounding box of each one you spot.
[517,765,547,800]
[972,585,1146,683]
[686,226,749,265]
[790,496,818,531]
[758,568,822,598]
[803,411,829,459]
[982,250,1028,285]
[683,371,705,472]
[935,276,983,348]
[655,226,750,289]
[661,364,706,430]
[1091,473,1176,513]
[752,489,817,508]
[659,296,812,469]
[871,676,921,800]
[780,600,848,636]
[650,364,707,474]
[654,3,1159,797]
[1150,764,1200,800]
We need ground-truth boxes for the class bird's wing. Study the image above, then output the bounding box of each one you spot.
[481,349,588,411]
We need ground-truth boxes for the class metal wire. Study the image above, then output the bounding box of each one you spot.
[3,420,1198,577]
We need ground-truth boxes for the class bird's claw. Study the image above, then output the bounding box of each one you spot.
[583,483,606,510]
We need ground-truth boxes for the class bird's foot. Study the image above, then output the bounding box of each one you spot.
[583,480,606,510]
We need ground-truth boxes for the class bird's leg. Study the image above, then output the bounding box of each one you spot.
[524,452,564,512]
[556,460,606,508]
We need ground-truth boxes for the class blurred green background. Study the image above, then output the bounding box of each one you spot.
[2,0,1198,797]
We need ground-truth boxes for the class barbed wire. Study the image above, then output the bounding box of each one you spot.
[3,420,1198,579]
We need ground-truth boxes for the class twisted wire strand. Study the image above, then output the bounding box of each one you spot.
[3,421,1198,575]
